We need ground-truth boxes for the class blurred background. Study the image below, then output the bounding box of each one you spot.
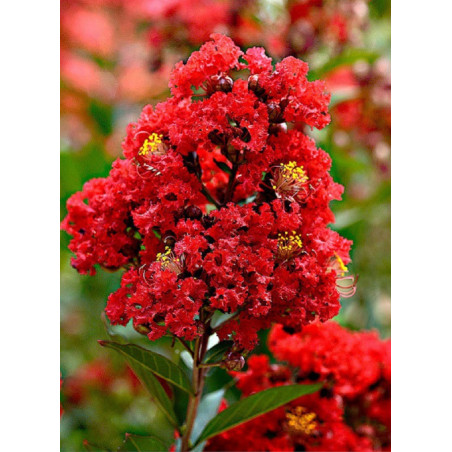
[60,0,390,449]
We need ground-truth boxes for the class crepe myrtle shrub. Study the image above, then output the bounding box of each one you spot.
[62,34,356,451]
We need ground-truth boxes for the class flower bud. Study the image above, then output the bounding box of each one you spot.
[134,323,151,335]
[201,215,216,229]
[209,75,233,94]
[174,206,186,221]
[248,75,266,97]
[218,76,233,93]
[223,352,245,371]
[267,101,284,123]
[248,74,259,91]
[163,232,176,247]
[185,205,203,220]
[269,122,288,136]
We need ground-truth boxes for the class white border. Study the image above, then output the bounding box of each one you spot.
[1,1,60,449]
[392,1,452,451]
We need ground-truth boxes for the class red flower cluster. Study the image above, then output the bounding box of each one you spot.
[285,0,370,56]
[326,62,391,171]
[207,321,390,451]
[144,0,370,63]
[62,34,355,350]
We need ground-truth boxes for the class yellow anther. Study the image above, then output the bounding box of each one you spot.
[277,231,303,262]
[285,406,317,435]
[139,133,164,156]
[156,247,183,274]
[270,161,309,202]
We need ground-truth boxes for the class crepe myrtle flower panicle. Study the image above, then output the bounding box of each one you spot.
[62,34,354,350]
[206,322,390,451]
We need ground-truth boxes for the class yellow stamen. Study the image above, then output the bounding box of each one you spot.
[280,161,309,184]
[271,161,309,201]
[139,133,164,156]
[285,406,317,435]
[156,246,183,274]
[277,231,303,261]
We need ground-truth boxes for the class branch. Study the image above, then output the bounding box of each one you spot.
[223,163,239,205]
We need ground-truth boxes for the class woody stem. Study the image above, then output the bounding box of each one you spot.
[223,163,239,205]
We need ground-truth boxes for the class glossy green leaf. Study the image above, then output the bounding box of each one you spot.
[195,383,322,445]
[180,350,194,370]
[126,358,179,428]
[101,317,179,428]
[99,341,193,395]
[118,434,167,452]
[210,311,235,329]
[203,341,233,364]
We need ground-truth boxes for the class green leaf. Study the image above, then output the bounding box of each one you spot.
[194,383,322,445]
[99,341,193,395]
[191,388,225,444]
[172,385,190,426]
[118,434,167,452]
[210,311,235,329]
[127,359,179,428]
[101,317,179,428]
[214,159,232,174]
[180,350,194,370]
[204,341,233,364]
[310,48,380,79]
